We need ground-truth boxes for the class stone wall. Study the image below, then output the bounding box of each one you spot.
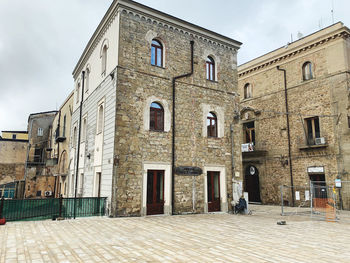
[113,10,241,216]
[238,26,350,205]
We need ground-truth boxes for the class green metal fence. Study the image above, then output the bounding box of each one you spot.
[0,197,106,222]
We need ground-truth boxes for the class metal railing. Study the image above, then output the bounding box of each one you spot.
[0,196,106,222]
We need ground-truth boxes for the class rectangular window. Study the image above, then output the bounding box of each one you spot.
[12,134,16,139]
[63,115,66,137]
[243,121,255,144]
[348,115,350,129]
[305,117,320,145]
[34,148,43,163]
[37,127,43,136]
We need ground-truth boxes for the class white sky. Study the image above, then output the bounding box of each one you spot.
[1,0,350,132]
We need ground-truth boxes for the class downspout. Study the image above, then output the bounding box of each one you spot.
[23,118,34,199]
[172,40,194,214]
[74,70,85,219]
[277,66,295,207]
[54,111,61,198]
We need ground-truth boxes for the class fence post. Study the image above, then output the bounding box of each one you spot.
[0,196,4,218]
[59,195,63,218]
[280,185,284,216]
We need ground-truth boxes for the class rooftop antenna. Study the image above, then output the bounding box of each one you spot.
[331,0,334,24]
[290,33,293,43]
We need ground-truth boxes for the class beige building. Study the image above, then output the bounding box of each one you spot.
[70,0,242,216]
[47,92,74,198]
[0,131,28,198]
[238,22,350,208]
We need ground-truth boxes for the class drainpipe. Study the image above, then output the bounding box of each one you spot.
[23,119,34,199]
[74,70,85,219]
[172,41,194,215]
[54,111,61,198]
[277,66,295,207]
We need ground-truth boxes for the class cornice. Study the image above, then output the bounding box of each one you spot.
[73,0,241,79]
[239,30,350,78]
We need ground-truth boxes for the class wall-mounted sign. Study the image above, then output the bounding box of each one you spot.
[175,166,202,176]
[335,179,342,188]
[307,166,324,173]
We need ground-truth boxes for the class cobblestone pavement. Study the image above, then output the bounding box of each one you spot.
[1,205,350,263]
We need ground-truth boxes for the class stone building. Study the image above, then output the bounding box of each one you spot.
[0,131,28,198]
[24,111,57,198]
[47,92,74,198]
[238,22,350,208]
[70,0,242,216]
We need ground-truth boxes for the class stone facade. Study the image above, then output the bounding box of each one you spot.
[238,23,350,208]
[0,132,28,197]
[24,111,57,198]
[71,0,242,216]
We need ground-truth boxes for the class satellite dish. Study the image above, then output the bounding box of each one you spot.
[297,31,303,39]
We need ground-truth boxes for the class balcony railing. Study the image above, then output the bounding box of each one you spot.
[241,141,267,155]
[55,127,66,143]
[298,135,328,150]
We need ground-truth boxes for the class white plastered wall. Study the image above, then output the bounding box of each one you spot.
[203,165,228,213]
[142,162,172,216]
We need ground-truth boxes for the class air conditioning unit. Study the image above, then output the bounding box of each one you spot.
[315,137,326,145]
[44,191,52,197]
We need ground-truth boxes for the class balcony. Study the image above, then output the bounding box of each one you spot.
[298,136,328,150]
[55,127,66,143]
[241,141,267,158]
[46,158,58,166]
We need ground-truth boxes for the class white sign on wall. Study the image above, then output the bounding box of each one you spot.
[307,166,324,173]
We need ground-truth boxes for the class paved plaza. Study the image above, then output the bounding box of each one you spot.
[1,205,350,263]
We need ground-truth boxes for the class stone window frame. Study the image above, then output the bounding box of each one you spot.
[302,61,313,81]
[72,123,77,148]
[202,104,224,138]
[243,83,252,99]
[348,115,350,129]
[81,114,88,142]
[142,162,171,216]
[144,96,171,132]
[100,39,109,76]
[304,116,321,145]
[37,127,43,137]
[203,165,228,213]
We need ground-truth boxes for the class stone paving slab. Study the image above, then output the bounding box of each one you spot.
[0,205,350,262]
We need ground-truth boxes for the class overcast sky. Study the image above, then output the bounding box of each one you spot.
[1,0,350,133]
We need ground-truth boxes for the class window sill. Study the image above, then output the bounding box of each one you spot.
[149,129,166,133]
[151,64,165,69]
[242,97,253,101]
[206,79,218,84]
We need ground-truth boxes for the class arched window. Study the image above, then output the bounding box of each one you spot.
[82,118,87,142]
[73,127,77,148]
[302,62,313,81]
[207,112,217,137]
[151,39,163,67]
[76,82,80,104]
[85,67,90,92]
[150,102,164,131]
[97,105,104,134]
[101,45,108,74]
[244,83,252,99]
[206,56,215,81]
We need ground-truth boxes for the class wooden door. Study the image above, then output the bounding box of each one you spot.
[147,170,164,215]
[207,171,220,212]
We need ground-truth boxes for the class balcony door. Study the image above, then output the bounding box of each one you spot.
[207,171,221,212]
[244,165,261,203]
[147,170,164,215]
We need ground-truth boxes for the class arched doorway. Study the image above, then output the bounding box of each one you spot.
[244,165,261,203]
